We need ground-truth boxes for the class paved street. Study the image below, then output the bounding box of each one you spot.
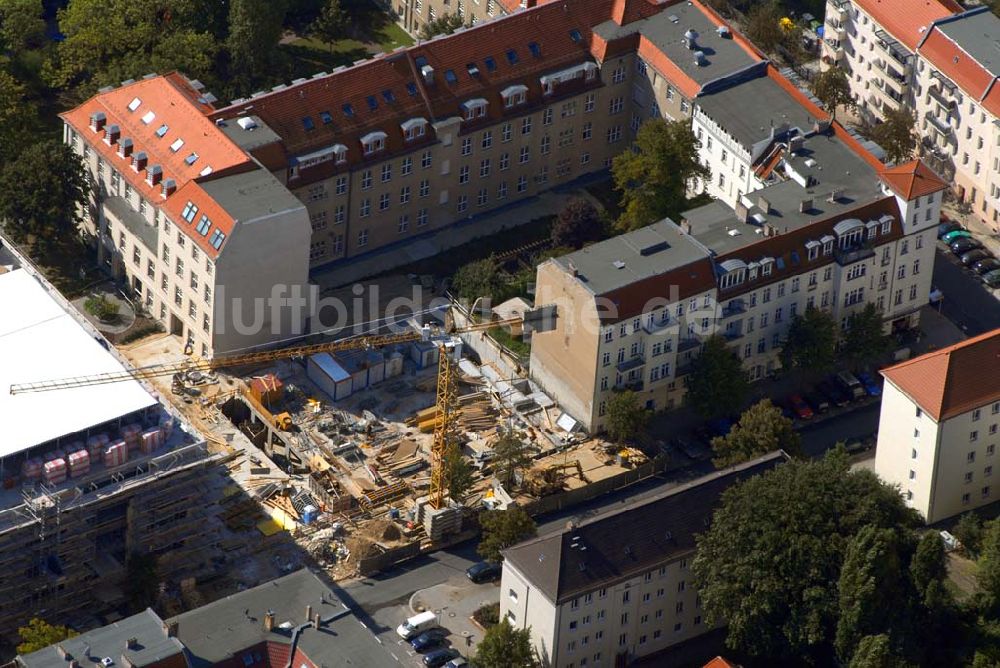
[933,248,1000,336]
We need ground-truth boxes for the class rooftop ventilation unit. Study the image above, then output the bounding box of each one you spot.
[237,117,258,131]
[613,260,626,269]
[639,241,669,256]
[89,112,106,132]
[684,28,699,49]
[694,51,707,66]
[421,64,435,84]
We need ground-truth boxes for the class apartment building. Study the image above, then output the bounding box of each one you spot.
[393,0,521,35]
[875,328,1000,523]
[821,0,1000,230]
[501,452,786,668]
[530,65,947,433]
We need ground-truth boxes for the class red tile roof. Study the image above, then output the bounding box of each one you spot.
[917,17,1000,117]
[61,75,254,259]
[854,0,961,50]
[600,257,719,324]
[881,328,1000,421]
[703,658,739,668]
[879,159,949,199]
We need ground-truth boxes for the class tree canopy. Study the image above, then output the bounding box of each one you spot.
[813,66,854,120]
[309,0,347,53]
[227,0,288,94]
[444,443,474,503]
[604,390,649,443]
[17,618,77,654]
[474,619,539,668]
[451,256,505,307]
[611,118,708,232]
[686,335,748,419]
[491,431,533,489]
[551,198,605,250]
[842,303,893,370]
[710,399,800,467]
[780,305,838,375]
[478,506,537,563]
[0,0,46,55]
[419,12,465,40]
[870,108,917,165]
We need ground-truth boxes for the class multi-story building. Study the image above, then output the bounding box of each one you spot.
[875,328,1000,524]
[820,0,1000,230]
[393,0,521,35]
[0,252,226,638]
[500,451,786,667]
[530,63,947,433]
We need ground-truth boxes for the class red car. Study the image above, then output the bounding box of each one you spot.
[788,394,814,420]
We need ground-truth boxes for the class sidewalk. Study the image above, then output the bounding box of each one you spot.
[942,199,1000,257]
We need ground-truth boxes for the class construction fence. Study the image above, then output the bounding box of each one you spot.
[357,541,422,575]
[523,457,668,517]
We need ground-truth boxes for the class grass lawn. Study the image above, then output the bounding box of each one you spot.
[488,326,531,357]
[280,17,414,78]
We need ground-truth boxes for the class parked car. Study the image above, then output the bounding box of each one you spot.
[444,658,469,668]
[817,379,850,407]
[804,391,831,414]
[787,394,814,420]
[411,630,447,653]
[673,436,709,460]
[938,221,963,238]
[466,562,502,583]
[856,371,882,397]
[942,229,973,243]
[961,249,992,267]
[844,437,874,455]
[972,258,1000,275]
[397,611,440,640]
[835,371,866,401]
[951,237,983,255]
[983,269,1000,288]
[424,649,462,668]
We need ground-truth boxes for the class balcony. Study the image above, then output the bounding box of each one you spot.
[927,85,956,112]
[721,299,746,319]
[617,355,645,373]
[924,111,954,137]
[874,29,912,68]
[876,61,908,93]
[834,245,875,267]
[822,38,845,64]
[643,316,675,335]
[677,337,701,353]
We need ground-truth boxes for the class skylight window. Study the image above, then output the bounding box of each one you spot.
[484,56,496,72]
[506,49,519,65]
[209,229,226,250]
[366,96,378,111]
[342,103,354,118]
[181,201,199,223]
[444,69,458,84]
[467,63,480,77]
[195,214,211,235]
[406,82,418,96]
[569,29,582,42]
[528,42,541,58]
[185,152,199,166]
[141,110,156,124]
[199,166,213,177]
[382,90,396,103]
[302,116,315,131]
[155,124,169,138]
[414,56,428,69]
[320,111,333,124]
[128,97,142,112]
[170,138,185,152]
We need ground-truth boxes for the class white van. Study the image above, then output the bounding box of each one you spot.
[396,610,439,639]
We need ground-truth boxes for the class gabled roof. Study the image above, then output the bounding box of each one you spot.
[881,328,1000,421]
[854,0,961,51]
[879,160,949,200]
[916,8,1000,117]
[703,658,739,668]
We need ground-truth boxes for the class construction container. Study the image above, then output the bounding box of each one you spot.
[67,450,90,478]
[385,351,404,378]
[249,374,283,405]
[140,427,162,454]
[302,505,318,524]
[21,457,43,481]
[307,353,353,401]
[335,350,372,392]
[364,350,386,385]
[104,440,128,468]
[409,340,439,369]
[43,458,67,485]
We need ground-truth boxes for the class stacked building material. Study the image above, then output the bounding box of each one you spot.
[43,458,67,485]
[140,427,162,454]
[121,423,142,452]
[68,449,91,478]
[21,457,42,481]
[104,440,129,467]
[87,433,110,460]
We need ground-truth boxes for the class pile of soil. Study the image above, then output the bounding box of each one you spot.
[363,518,402,542]
[345,536,380,561]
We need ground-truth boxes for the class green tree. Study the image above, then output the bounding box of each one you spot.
[686,335,748,419]
[551,198,604,250]
[979,519,1000,612]
[227,0,288,93]
[813,66,855,120]
[474,619,539,668]
[611,118,708,232]
[17,618,77,654]
[492,430,533,488]
[849,634,914,668]
[0,140,90,251]
[478,506,536,563]
[870,107,917,165]
[692,449,919,661]
[842,303,893,370]
[604,390,649,443]
[309,0,346,53]
[124,551,161,613]
[444,443,474,503]
[955,512,984,556]
[835,526,914,663]
[0,0,46,54]
[418,12,465,40]
[780,305,838,375]
[0,68,28,163]
[745,1,786,53]
[452,256,505,306]
[710,399,800,467]
[909,532,947,603]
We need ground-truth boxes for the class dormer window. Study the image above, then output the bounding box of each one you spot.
[89,112,106,133]
[361,131,387,156]
[103,124,120,145]
[145,164,163,186]
[719,259,747,290]
[462,98,488,122]
[821,235,834,255]
[760,258,774,276]
[131,151,148,172]
[333,144,348,164]
[880,216,892,234]
[539,62,598,95]
[748,262,759,280]
[401,118,428,142]
[805,240,820,261]
[501,85,528,109]
[117,138,133,158]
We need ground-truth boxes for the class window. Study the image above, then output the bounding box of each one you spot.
[335,176,348,195]
[582,122,592,141]
[609,97,624,114]
[422,151,432,169]
[360,198,371,217]
[480,159,491,177]
[208,230,226,250]
[361,170,373,190]
[541,136,551,155]
[458,195,468,213]
[517,175,528,193]
[543,108,553,125]
[520,146,530,164]
[401,157,412,176]
[181,201,199,223]
[499,153,510,171]
[607,126,622,143]
[399,186,411,204]
[417,208,428,227]
[522,117,532,135]
[357,229,368,247]
[477,188,488,206]
[459,165,470,184]
[419,180,430,198]
[462,138,473,156]
[497,181,508,199]
[379,193,390,211]
[334,205,345,225]
[482,130,493,149]
[612,65,626,84]
[381,163,392,182]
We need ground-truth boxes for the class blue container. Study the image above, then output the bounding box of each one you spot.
[302,505,318,524]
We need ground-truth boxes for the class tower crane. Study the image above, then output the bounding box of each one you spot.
[9,314,525,510]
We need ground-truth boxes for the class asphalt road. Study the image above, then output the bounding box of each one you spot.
[933,248,1000,335]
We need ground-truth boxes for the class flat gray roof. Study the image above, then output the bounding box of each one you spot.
[696,74,818,151]
[595,3,758,91]
[937,10,1000,78]
[19,609,185,668]
[551,219,711,294]
[200,167,305,224]
[218,115,284,153]
[105,196,159,252]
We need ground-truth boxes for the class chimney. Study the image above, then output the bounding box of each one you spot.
[145,164,163,186]
[312,612,321,629]
[763,223,777,237]
[735,200,750,224]
[263,610,275,632]
[125,638,139,651]
[57,646,71,660]
[305,605,313,623]
[89,112,106,133]
[679,220,692,234]
[421,64,434,84]
[789,135,804,153]
[104,124,121,145]
[163,621,178,638]
[567,260,578,277]
[756,196,771,214]
[117,137,133,158]
[161,178,177,198]
[799,198,813,213]
[827,189,842,203]
[132,151,148,171]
